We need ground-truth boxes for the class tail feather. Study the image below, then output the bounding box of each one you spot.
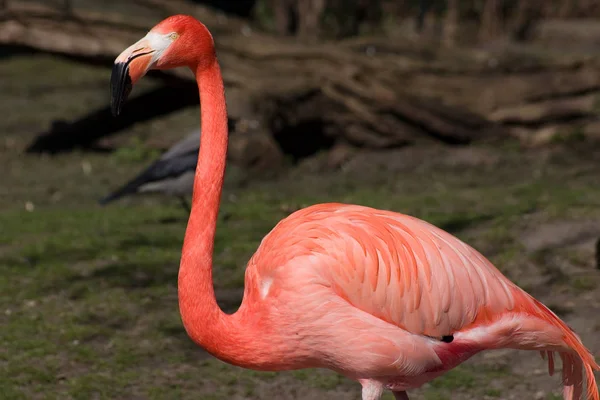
[527,296,599,400]
[540,350,556,376]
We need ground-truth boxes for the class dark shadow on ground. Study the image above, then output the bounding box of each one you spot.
[26,84,200,153]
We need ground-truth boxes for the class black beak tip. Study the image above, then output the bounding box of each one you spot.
[111,104,122,117]
[110,62,132,118]
[111,103,121,117]
[111,96,121,117]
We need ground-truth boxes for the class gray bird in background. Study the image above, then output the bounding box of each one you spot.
[99,129,200,211]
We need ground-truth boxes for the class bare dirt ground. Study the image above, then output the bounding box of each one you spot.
[1,29,600,400]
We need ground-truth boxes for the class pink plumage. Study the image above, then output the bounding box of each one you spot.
[110,15,599,400]
[247,203,599,397]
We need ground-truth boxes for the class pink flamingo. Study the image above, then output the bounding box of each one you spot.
[110,15,599,400]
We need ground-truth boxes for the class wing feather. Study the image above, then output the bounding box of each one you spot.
[253,203,518,338]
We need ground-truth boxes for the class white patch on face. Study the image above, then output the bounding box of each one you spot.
[260,277,273,299]
[114,31,177,65]
[145,31,177,65]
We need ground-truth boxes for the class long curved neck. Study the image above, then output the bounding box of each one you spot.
[178,60,274,369]
[178,59,226,317]
[178,59,228,351]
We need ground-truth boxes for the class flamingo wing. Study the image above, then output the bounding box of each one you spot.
[256,202,519,338]
[251,203,598,399]
[325,205,519,338]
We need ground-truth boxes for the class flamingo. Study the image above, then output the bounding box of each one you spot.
[110,15,599,400]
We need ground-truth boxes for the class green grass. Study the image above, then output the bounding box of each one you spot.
[2,148,599,399]
[1,53,600,399]
[429,367,476,390]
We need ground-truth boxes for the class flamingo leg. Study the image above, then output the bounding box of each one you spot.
[393,391,409,400]
[360,379,384,400]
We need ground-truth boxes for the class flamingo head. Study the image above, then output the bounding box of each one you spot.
[111,15,216,116]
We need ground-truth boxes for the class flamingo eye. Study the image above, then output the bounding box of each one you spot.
[168,32,179,40]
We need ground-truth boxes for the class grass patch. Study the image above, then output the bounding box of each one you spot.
[571,277,597,292]
[3,145,600,398]
[429,367,476,390]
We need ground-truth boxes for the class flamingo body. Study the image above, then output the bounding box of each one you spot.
[237,203,597,394]
[110,15,599,400]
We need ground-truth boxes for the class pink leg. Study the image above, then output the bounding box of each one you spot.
[393,391,409,400]
[359,379,384,400]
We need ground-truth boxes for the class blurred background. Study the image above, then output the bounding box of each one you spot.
[1,0,599,399]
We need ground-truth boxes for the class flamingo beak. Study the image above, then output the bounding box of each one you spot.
[110,38,156,116]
